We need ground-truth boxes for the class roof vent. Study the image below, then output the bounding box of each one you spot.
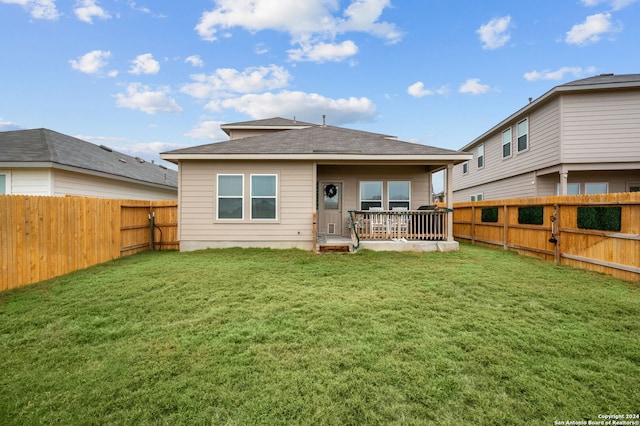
[135,157,145,163]
[118,158,127,163]
[99,145,113,152]
[158,164,167,170]
[599,73,614,76]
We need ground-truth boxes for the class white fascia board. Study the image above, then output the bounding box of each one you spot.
[161,153,473,162]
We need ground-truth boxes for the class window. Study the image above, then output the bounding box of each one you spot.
[471,193,483,202]
[251,175,277,219]
[360,181,382,210]
[502,128,512,158]
[388,181,410,209]
[477,144,484,169]
[585,182,608,195]
[557,183,580,195]
[517,119,528,152]
[0,174,6,195]
[217,174,243,219]
[462,161,469,175]
[627,183,640,192]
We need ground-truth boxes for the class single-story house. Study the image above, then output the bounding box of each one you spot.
[0,128,178,200]
[161,118,472,252]
[452,73,640,202]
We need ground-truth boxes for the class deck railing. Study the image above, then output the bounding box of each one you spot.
[348,209,451,242]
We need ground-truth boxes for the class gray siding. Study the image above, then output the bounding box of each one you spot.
[178,160,316,249]
[562,90,640,163]
[454,99,561,193]
[452,172,536,202]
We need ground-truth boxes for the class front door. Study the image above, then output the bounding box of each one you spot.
[320,182,342,236]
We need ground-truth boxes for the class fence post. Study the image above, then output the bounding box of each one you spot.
[554,204,560,264]
[503,204,508,250]
[471,205,476,245]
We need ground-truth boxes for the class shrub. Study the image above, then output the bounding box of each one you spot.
[481,207,499,223]
[518,206,544,225]
[577,207,621,232]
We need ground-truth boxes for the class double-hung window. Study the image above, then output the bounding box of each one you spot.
[388,181,410,209]
[517,119,528,152]
[217,174,243,219]
[0,174,6,195]
[477,144,484,169]
[360,181,383,210]
[502,128,512,158]
[251,174,277,219]
[462,161,469,175]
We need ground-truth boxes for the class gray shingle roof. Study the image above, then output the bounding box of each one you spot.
[559,73,640,88]
[0,128,177,188]
[163,124,464,157]
[221,117,316,128]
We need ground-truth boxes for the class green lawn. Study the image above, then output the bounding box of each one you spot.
[0,244,638,425]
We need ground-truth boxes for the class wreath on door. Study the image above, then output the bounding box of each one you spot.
[324,184,338,198]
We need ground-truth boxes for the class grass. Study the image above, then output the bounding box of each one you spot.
[0,244,638,425]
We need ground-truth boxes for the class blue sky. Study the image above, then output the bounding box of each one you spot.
[1,0,639,175]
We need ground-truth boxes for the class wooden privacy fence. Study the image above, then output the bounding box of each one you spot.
[1,195,178,291]
[452,192,640,282]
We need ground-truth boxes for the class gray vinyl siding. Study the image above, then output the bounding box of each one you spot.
[562,90,640,163]
[452,172,536,202]
[53,169,177,200]
[453,99,561,194]
[178,160,315,244]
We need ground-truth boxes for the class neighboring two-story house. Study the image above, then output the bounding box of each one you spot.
[452,74,640,202]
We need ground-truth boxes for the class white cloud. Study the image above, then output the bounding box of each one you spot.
[523,66,597,81]
[0,118,23,131]
[406,82,448,98]
[565,13,620,45]
[69,50,113,74]
[129,53,160,75]
[185,55,204,67]
[74,0,110,23]
[255,43,269,55]
[181,65,291,99]
[580,0,639,10]
[288,40,358,62]
[477,16,512,50]
[206,90,376,125]
[0,0,59,20]
[459,78,491,95]
[194,0,402,63]
[115,83,183,115]
[184,121,228,140]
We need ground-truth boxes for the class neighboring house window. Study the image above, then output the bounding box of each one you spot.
[477,144,484,169]
[502,128,512,158]
[251,174,277,220]
[360,181,383,210]
[628,183,640,192]
[471,193,483,202]
[517,118,528,152]
[557,183,580,195]
[462,161,469,175]
[217,174,244,219]
[388,181,411,209]
[585,182,608,195]
[0,174,6,195]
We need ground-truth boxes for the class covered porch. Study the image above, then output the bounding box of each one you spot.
[314,161,459,252]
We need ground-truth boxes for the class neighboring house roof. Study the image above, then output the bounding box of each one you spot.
[0,128,178,189]
[162,124,470,162]
[460,73,640,151]
[220,117,315,135]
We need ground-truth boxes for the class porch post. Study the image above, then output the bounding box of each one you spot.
[446,163,454,242]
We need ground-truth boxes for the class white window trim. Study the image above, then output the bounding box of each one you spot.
[250,174,278,221]
[477,144,485,169]
[0,170,11,195]
[471,193,484,202]
[216,174,244,221]
[502,128,512,159]
[387,181,411,210]
[517,118,529,153]
[360,181,383,210]
[585,182,609,195]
